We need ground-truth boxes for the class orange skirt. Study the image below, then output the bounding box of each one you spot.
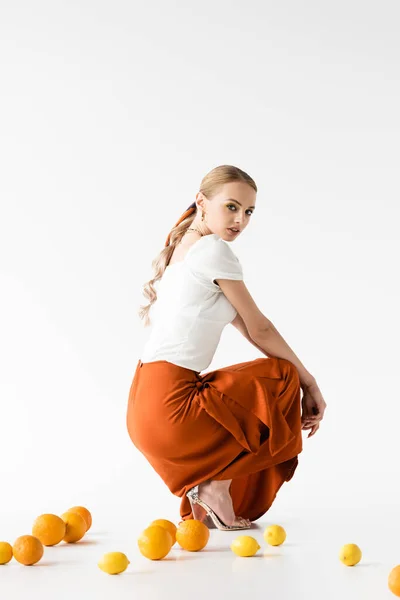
[126,356,303,522]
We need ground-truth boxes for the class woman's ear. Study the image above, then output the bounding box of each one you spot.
[195,192,205,212]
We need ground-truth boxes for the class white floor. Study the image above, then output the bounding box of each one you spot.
[1,504,399,599]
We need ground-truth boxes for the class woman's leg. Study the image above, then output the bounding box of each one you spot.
[182,357,302,523]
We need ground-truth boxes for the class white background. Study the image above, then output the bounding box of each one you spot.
[0,1,399,597]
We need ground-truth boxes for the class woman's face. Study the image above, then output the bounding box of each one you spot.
[197,181,257,241]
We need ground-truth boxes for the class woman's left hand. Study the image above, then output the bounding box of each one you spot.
[300,382,327,438]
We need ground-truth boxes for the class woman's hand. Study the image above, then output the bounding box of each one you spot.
[300,381,327,438]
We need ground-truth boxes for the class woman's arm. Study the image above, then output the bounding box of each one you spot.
[218,278,315,387]
[230,312,315,388]
[230,312,272,356]
[231,312,326,435]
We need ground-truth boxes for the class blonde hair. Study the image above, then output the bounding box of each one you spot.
[138,164,257,327]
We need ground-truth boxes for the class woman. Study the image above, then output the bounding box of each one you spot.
[126,164,327,531]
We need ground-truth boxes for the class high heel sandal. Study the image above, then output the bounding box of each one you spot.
[186,485,251,531]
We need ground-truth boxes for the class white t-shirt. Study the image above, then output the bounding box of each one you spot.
[140,233,243,372]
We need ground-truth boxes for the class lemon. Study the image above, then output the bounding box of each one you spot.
[231,535,260,557]
[0,542,13,564]
[98,552,130,574]
[264,524,286,546]
[339,543,362,566]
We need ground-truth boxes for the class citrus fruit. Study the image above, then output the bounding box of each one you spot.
[32,514,66,546]
[12,535,44,565]
[389,565,400,596]
[264,524,286,546]
[67,506,92,532]
[98,551,130,574]
[149,519,177,546]
[60,511,86,543]
[175,519,209,552]
[339,543,362,566]
[0,542,13,564]
[231,535,260,557]
[137,525,172,560]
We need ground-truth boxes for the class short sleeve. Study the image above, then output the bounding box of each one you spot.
[186,235,243,291]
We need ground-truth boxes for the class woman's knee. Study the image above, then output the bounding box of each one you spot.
[278,358,300,387]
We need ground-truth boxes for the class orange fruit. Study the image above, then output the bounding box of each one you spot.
[67,506,92,532]
[12,535,44,565]
[0,541,13,564]
[389,565,400,597]
[137,525,172,560]
[32,514,66,546]
[149,519,177,546]
[60,511,86,543]
[175,519,209,552]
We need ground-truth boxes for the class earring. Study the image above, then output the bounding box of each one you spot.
[201,212,205,221]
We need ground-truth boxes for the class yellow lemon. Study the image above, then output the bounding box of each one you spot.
[339,543,362,566]
[0,542,13,564]
[264,524,286,546]
[231,535,260,557]
[150,519,177,546]
[388,565,400,597]
[175,519,210,552]
[138,525,172,560]
[98,552,130,574]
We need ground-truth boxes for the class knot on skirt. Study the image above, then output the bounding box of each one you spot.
[195,381,209,391]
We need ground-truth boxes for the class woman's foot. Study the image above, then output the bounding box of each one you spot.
[194,479,251,528]
[189,501,215,526]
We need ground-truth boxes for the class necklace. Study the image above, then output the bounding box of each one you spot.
[177,227,203,246]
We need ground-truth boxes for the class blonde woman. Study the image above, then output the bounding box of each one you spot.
[126,165,326,531]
